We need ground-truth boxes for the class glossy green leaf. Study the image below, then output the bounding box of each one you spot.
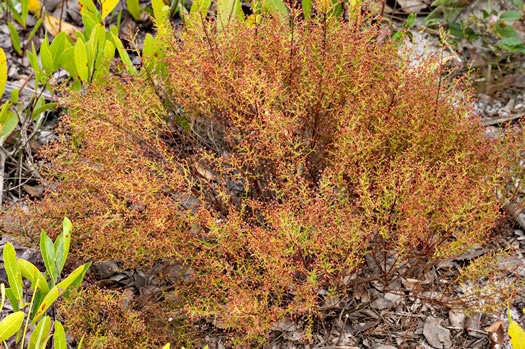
[57,46,77,78]
[74,38,89,82]
[40,33,54,75]
[0,48,6,97]
[126,0,141,20]
[40,230,57,285]
[29,316,51,349]
[5,288,19,312]
[53,321,66,349]
[0,312,25,341]
[54,217,72,275]
[31,264,90,325]
[302,0,312,18]
[499,10,522,21]
[18,259,49,294]
[49,32,68,70]
[3,243,23,305]
[7,23,22,56]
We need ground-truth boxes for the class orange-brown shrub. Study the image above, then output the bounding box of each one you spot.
[58,286,165,348]
[7,12,518,344]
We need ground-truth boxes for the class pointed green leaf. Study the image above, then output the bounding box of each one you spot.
[40,33,54,75]
[53,321,66,349]
[7,23,22,56]
[49,32,67,70]
[0,312,25,341]
[3,243,23,305]
[29,316,51,349]
[74,37,89,82]
[5,288,19,312]
[40,230,57,284]
[18,259,50,294]
[217,0,244,26]
[126,0,141,20]
[54,217,72,275]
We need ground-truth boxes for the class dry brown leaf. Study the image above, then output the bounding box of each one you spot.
[43,14,80,39]
[485,320,504,349]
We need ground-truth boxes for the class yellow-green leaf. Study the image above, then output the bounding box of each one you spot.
[162,344,170,349]
[29,316,51,349]
[74,38,89,82]
[18,259,50,294]
[101,0,120,20]
[0,48,6,97]
[509,320,525,348]
[31,264,88,325]
[0,283,5,310]
[53,321,66,349]
[3,243,23,305]
[0,311,25,341]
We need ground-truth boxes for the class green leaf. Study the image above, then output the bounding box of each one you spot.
[74,37,89,82]
[32,102,57,122]
[49,32,68,71]
[497,37,525,54]
[405,12,416,28]
[162,344,170,349]
[7,23,22,56]
[495,20,519,38]
[3,243,23,305]
[5,288,19,312]
[513,0,524,10]
[79,0,100,38]
[53,321,66,349]
[10,88,19,104]
[29,316,51,349]
[0,105,18,144]
[40,33,54,75]
[0,48,6,97]
[0,283,5,310]
[40,230,57,285]
[263,0,287,16]
[21,0,29,27]
[111,32,137,74]
[126,0,141,20]
[31,263,90,325]
[57,47,77,78]
[499,10,522,21]
[54,217,72,275]
[18,259,49,294]
[0,312,25,341]
[103,40,116,62]
[302,0,312,18]
[26,18,43,44]
[217,0,244,25]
